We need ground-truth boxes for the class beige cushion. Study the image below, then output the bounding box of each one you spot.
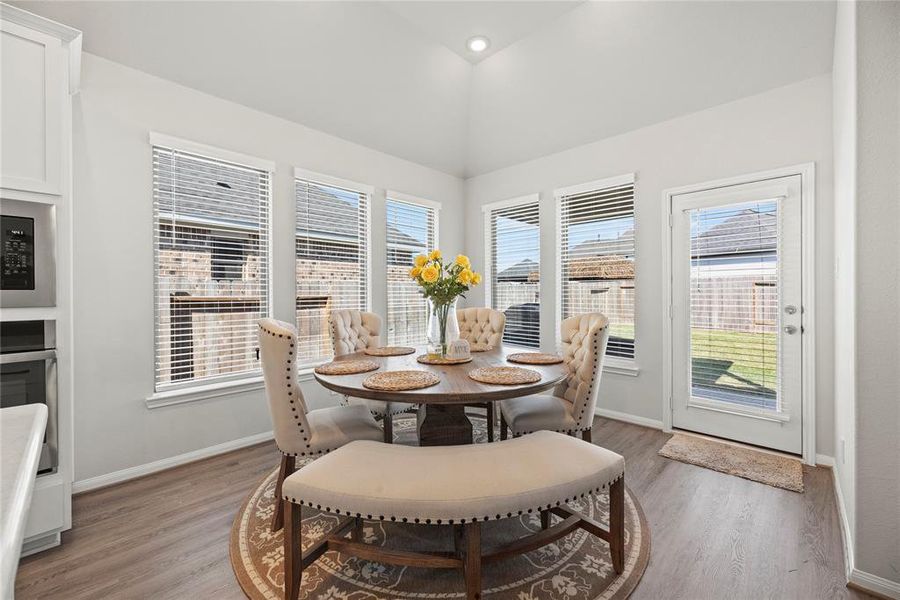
[330,310,382,356]
[348,397,415,417]
[499,394,576,434]
[282,430,624,523]
[259,318,382,457]
[457,307,505,348]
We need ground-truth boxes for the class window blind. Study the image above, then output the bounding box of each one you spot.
[296,178,369,364]
[487,200,541,348]
[153,145,271,391]
[559,179,636,359]
[689,200,779,410]
[386,198,436,346]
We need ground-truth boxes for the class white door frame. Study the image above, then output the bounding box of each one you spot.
[661,163,817,465]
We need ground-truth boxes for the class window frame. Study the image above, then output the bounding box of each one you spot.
[148,132,275,397]
[293,167,374,368]
[482,193,541,349]
[555,173,639,374]
[384,190,440,346]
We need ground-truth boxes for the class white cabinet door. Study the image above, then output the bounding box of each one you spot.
[1,20,62,196]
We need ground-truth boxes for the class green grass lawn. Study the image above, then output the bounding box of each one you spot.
[608,323,776,393]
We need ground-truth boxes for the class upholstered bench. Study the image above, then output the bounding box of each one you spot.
[281,430,626,600]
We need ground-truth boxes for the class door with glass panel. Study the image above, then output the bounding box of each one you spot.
[670,175,802,453]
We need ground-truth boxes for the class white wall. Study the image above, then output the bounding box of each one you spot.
[464,75,835,455]
[71,53,464,483]
[853,0,900,586]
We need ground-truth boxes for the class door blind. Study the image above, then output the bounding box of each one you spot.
[296,178,369,364]
[153,145,271,391]
[386,198,436,346]
[689,200,779,411]
[488,200,541,348]
[559,181,636,359]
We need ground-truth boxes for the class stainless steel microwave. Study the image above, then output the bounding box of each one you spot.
[1,198,55,308]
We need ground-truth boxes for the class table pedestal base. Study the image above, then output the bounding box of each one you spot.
[416,405,473,446]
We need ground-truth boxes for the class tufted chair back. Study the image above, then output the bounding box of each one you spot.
[457,307,506,348]
[259,318,312,456]
[330,310,382,357]
[554,313,610,430]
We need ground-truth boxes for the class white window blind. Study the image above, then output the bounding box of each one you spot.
[559,178,636,359]
[153,144,271,391]
[295,177,369,364]
[487,200,541,348]
[689,200,779,410]
[386,197,436,346]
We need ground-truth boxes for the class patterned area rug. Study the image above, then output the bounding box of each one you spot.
[230,417,650,599]
[658,433,804,492]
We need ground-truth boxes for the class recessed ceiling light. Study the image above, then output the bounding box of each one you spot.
[467,36,490,53]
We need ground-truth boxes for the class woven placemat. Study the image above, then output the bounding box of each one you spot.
[416,354,473,365]
[469,343,493,353]
[468,366,542,385]
[363,346,416,357]
[507,352,564,365]
[314,360,379,376]
[362,370,440,391]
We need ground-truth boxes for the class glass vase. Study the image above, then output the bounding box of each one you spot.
[426,298,460,357]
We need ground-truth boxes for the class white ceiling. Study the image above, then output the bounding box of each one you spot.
[15,1,835,178]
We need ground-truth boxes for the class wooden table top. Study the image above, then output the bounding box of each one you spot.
[313,345,569,405]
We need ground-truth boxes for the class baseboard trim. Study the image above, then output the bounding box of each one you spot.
[595,408,664,430]
[815,453,835,467]
[849,569,900,600]
[73,431,274,494]
[830,462,855,582]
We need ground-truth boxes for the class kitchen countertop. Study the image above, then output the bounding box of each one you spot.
[0,405,48,600]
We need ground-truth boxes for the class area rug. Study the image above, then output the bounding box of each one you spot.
[658,433,804,493]
[230,417,651,600]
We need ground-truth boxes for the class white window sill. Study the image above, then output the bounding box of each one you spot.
[603,359,640,377]
[145,368,317,409]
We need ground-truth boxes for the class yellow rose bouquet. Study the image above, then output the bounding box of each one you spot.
[408,250,482,356]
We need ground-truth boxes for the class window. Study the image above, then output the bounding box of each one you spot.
[485,197,541,348]
[152,136,272,391]
[557,174,636,360]
[295,172,370,365]
[385,195,437,346]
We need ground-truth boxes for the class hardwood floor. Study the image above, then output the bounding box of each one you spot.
[15,418,870,600]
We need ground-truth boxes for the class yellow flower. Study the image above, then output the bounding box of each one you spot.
[421,265,439,283]
[414,254,428,268]
[457,269,472,285]
[471,272,482,285]
[455,254,471,269]
[409,266,422,278]
[428,249,442,261]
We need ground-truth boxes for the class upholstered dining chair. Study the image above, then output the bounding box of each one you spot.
[457,307,506,442]
[499,312,610,443]
[330,309,416,443]
[259,318,383,532]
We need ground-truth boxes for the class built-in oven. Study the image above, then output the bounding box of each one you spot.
[1,198,56,308]
[0,320,57,474]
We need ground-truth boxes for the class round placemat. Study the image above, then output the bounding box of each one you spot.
[363,370,440,391]
[507,352,564,365]
[468,366,542,385]
[364,346,416,357]
[469,343,493,352]
[314,360,380,376]
[416,354,473,365]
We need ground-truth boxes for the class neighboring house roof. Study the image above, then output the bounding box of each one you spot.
[497,259,540,282]
[691,208,776,257]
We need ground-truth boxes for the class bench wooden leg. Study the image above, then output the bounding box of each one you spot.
[383,413,394,443]
[609,477,625,574]
[271,455,296,532]
[352,517,363,542]
[486,403,494,443]
[540,509,551,530]
[499,413,508,441]
[283,500,302,600]
[462,522,482,600]
[581,428,592,444]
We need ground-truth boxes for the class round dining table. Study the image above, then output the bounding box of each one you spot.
[314,345,569,446]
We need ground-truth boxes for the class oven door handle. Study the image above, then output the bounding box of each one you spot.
[0,349,56,364]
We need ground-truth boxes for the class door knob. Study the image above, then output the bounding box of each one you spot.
[783,325,798,335]
[784,305,798,315]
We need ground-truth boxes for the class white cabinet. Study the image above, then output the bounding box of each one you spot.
[0,20,63,195]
